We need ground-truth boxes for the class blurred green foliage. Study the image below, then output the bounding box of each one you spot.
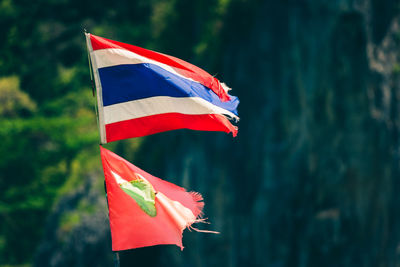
[0,76,37,117]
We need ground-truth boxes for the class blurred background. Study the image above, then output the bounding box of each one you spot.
[1,0,400,266]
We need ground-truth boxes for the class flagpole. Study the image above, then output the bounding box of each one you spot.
[85,29,120,267]
[114,251,120,267]
[84,29,107,144]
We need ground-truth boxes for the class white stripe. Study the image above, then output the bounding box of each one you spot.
[110,170,128,184]
[103,96,238,124]
[92,48,196,83]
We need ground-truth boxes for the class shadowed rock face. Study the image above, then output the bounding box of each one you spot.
[34,173,113,267]
[218,2,400,266]
[35,1,400,266]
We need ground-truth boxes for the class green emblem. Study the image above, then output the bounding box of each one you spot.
[119,175,157,217]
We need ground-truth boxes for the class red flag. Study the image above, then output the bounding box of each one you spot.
[100,146,214,251]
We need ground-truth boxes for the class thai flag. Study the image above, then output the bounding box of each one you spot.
[86,33,239,144]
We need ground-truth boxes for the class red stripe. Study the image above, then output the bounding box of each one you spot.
[105,113,238,143]
[90,34,230,102]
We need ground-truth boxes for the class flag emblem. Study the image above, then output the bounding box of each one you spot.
[111,170,157,217]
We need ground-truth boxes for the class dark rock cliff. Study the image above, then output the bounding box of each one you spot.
[35,173,112,267]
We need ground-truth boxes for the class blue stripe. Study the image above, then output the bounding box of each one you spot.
[98,63,239,115]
